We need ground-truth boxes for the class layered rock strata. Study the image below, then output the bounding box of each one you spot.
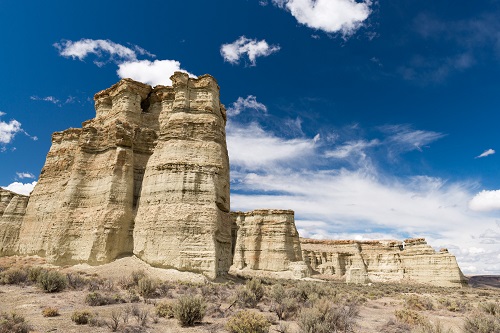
[133,73,232,278]
[301,238,467,287]
[0,188,29,255]
[230,210,309,278]
[10,72,231,278]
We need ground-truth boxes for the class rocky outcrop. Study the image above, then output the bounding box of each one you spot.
[301,238,467,287]
[0,188,29,256]
[11,72,231,278]
[133,74,232,279]
[230,210,309,278]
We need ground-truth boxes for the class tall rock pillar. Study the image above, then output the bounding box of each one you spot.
[133,73,232,279]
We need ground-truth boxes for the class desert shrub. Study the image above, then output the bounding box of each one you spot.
[269,284,299,320]
[173,295,206,327]
[71,310,93,325]
[246,278,264,302]
[132,306,149,327]
[394,309,428,327]
[156,301,175,318]
[37,270,67,292]
[412,320,453,333]
[298,300,358,333]
[226,310,271,333]
[479,301,499,316]
[0,267,28,285]
[378,318,411,333]
[437,297,469,312]
[0,312,31,333]
[463,310,500,333]
[42,307,59,317]
[107,310,121,332]
[236,286,258,308]
[27,266,46,283]
[85,292,113,306]
[137,277,156,298]
[404,294,434,311]
[88,277,114,292]
[66,272,88,290]
[131,270,146,285]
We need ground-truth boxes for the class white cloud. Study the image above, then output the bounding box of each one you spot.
[117,60,195,87]
[0,115,22,144]
[54,39,141,63]
[220,36,280,66]
[55,38,195,87]
[272,0,372,37]
[469,190,500,212]
[1,181,37,196]
[476,148,495,159]
[227,110,500,274]
[16,172,35,179]
[227,121,316,169]
[30,96,60,105]
[0,112,5,116]
[325,139,379,159]
[227,95,267,117]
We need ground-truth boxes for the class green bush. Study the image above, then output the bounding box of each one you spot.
[394,308,428,327]
[405,294,434,311]
[85,292,118,306]
[42,307,59,317]
[66,272,88,290]
[173,295,206,327]
[246,278,264,302]
[463,310,500,333]
[412,320,453,333]
[0,312,31,333]
[27,266,46,283]
[226,310,271,333]
[71,310,93,325]
[37,270,67,292]
[479,301,499,316]
[269,284,299,320]
[138,277,156,298]
[156,301,175,318]
[0,267,28,285]
[236,286,258,308]
[298,300,359,333]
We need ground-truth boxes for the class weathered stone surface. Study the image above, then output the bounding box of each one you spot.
[133,74,232,279]
[0,188,29,256]
[12,73,231,278]
[301,238,467,287]
[230,209,307,276]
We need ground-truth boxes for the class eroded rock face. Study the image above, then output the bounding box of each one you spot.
[230,210,307,275]
[301,238,467,287]
[12,73,231,278]
[0,188,29,256]
[133,74,232,279]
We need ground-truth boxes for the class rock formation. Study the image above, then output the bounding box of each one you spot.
[230,210,309,278]
[9,72,231,278]
[301,238,467,287]
[0,72,467,285]
[0,188,29,256]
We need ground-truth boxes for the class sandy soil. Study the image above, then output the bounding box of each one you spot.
[0,255,498,333]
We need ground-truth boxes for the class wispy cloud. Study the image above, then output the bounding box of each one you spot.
[272,0,372,37]
[227,95,267,117]
[30,95,60,105]
[226,98,499,274]
[220,36,280,66]
[55,38,192,86]
[381,124,446,153]
[475,148,495,159]
[16,172,35,179]
[1,181,37,196]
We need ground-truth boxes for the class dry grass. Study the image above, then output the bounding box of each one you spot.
[0,257,498,333]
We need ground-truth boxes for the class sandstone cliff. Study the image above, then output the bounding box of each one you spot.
[0,188,29,256]
[301,237,467,287]
[230,210,309,278]
[12,72,231,278]
[133,74,232,279]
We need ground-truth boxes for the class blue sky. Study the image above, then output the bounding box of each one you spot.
[1,0,499,274]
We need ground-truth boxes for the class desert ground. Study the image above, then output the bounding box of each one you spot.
[0,256,498,333]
